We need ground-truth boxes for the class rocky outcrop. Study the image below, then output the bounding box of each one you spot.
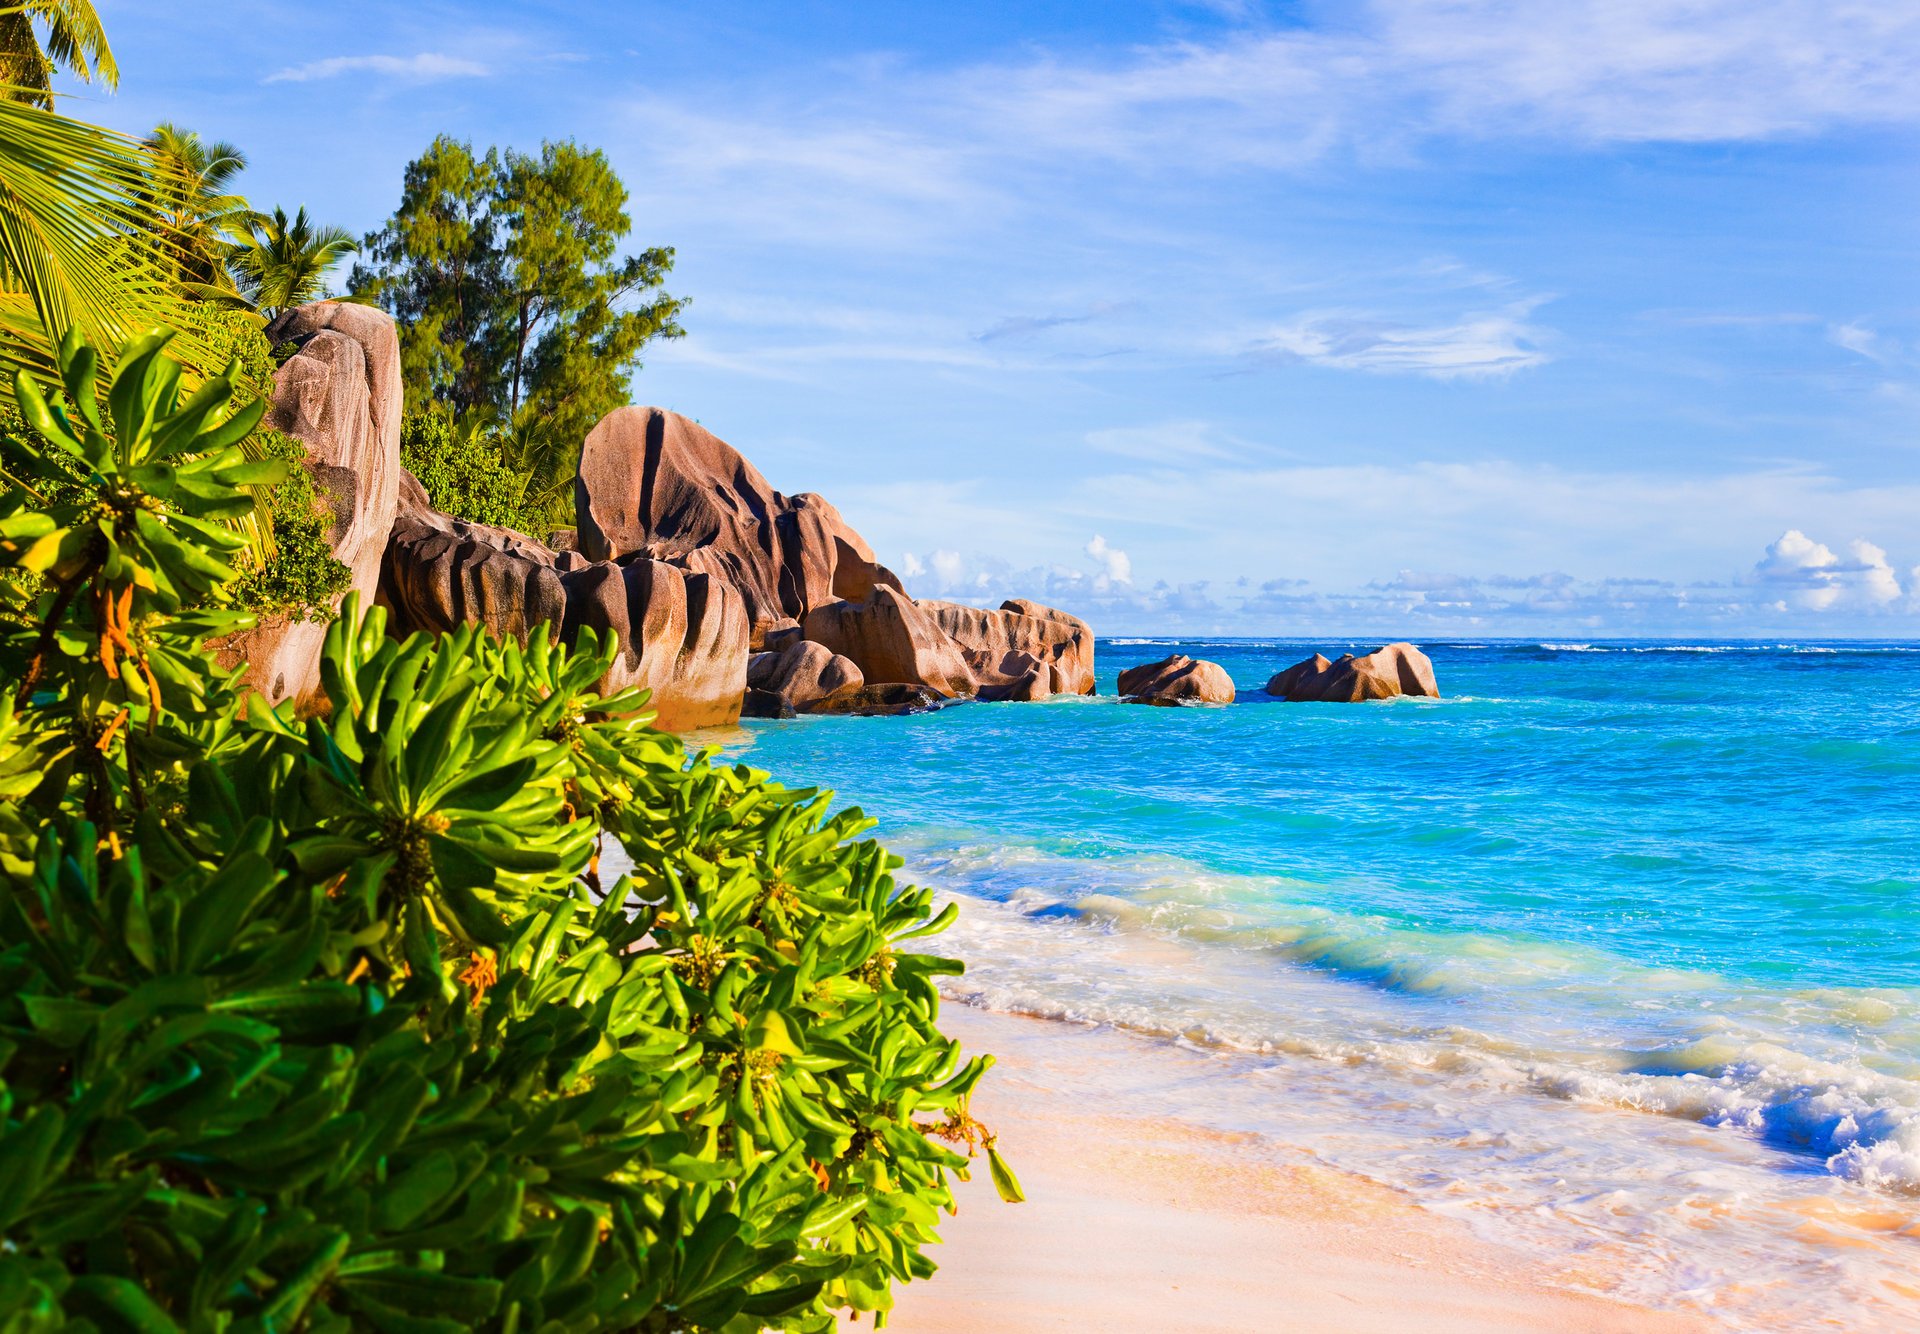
[1265,643,1440,702]
[800,683,947,716]
[745,639,862,713]
[210,302,404,705]
[224,303,1092,726]
[559,559,749,730]
[575,406,902,648]
[378,476,751,730]
[1265,653,1332,701]
[1117,654,1236,707]
[921,599,1094,697]
[800,586,977,698]
[966,649,1057,703]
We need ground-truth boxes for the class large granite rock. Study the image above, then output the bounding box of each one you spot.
[800,586,976,698]
[1265,643,1440,702]
[746,639,862,711]
[970,649,1059,703]
[380,473,750,731]
[1117,654,1236,706]
[209,302,403,705]
[575,406,902,648]
[921,599,1095,696]
[559,559,749,730]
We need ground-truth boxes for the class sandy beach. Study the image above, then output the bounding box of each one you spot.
[858,1005,1711,1334]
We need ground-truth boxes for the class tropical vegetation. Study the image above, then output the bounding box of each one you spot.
[0,330,1011,1330]
[0,9,1009,1330]
[353,136,686,526]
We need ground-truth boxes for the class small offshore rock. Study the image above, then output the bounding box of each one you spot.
[1266,642,1440,702]
[1117,654,1235,706]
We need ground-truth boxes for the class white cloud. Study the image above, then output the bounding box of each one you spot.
[264,53,490,84]
[929,549,967,587]
[1828,322,1892,363]
[1085,534,1133,585]
[899,551,927,578]
[1251,302,1551,378]
[1752,531,1903,611]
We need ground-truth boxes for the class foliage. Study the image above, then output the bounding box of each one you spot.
[0,0,116,108]
[140,122,251,302]
[228,428,353,621]
[353,135,687,518]
[401,407,542,534]
[0,97,226,384]
[229,204,358,319]
[0,330,1016,1331]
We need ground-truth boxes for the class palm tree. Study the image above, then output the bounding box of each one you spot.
[142,122,251,300]
[228,206,357,319]
[0,0,117,108]
[0,97,201,381]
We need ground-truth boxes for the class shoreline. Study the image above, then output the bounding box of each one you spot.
[858,1005,1712,1334]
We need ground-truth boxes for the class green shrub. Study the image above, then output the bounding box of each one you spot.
[0,330,1015,1331]
[402,408,543,534]
[229,427,354,621]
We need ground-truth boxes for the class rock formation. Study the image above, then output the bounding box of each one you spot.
[1265,643,1440,702]
[921,599,1095,697]
[743,640,863,716]
[800,586,978,699]
[575,406,901,648]
[222,302,1094,727]
[210,302,403,705]
[1117,654,1236,706]
[800,683,948,716]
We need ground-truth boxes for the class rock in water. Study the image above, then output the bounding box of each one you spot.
[800,586,977,698]
[1265,653,1332,700]
[1266,643,1440,701]
[920,599,1095,696]
[209,301,403,705]
[1117,654,1236,706]
[800,683,948,716]
[575,406,902,647]
[749,639,863,711]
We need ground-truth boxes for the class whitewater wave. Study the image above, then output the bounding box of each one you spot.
[904,836,1920,1196]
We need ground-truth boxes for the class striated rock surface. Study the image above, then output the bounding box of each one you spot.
[210,302,404,705]
[557,560,749,730]
[1266,643,1439,702]
[921,599,1095,697]
[575,406,902,647]
[800,586,976,698]
[970,649,1060,703]
[1118,654,1236,707]
[381,474,750,731]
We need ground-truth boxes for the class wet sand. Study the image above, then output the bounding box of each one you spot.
[855,1006,1713,1334]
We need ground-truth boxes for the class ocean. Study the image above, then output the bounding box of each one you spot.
[718,639,1920,1328]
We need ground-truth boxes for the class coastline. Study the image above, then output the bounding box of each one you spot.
[859,1005,1711,1334]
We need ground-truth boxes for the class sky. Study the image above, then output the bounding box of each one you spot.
[72,1,1920,635]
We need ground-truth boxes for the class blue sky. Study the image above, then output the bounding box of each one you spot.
[79,1,1920,634]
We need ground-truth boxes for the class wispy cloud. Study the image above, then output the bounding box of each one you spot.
[975,313,1092,342]
[264,53,490,85]
[1249,301,1552,379]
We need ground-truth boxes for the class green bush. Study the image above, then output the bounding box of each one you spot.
[229,427,355,622]
[402,408,544,535]
[0,331,1014,1331]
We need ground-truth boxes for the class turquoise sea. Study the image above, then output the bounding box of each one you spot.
[722,639,1920,1327]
